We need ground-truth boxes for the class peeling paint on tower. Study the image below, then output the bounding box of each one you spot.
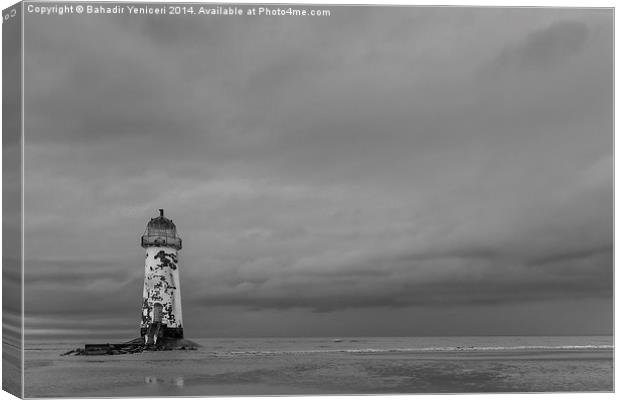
[140,209,184,343]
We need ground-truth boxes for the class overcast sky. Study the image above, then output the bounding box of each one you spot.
[21,6,612,340]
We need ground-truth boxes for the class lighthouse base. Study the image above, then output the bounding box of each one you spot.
[140,326,184,339]
[62,337,199,356]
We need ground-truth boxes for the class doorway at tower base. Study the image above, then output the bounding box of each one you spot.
[143,323,184,345]
[61,337,200,356]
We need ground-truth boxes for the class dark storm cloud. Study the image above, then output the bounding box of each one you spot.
[22,7,612,337]
[23,259,136,285]
[490,20,590,72]
[24,19,203,142]
[185,245,612,312]
[24,272,142,318]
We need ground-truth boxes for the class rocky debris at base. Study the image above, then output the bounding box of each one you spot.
[61,338,199,356]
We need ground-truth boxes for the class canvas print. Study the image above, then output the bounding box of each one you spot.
[2,1,614,398]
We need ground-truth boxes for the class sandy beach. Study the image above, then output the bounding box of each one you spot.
[23,337,613,397]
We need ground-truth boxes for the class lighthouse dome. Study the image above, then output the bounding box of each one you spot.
[147,212,177,235]
[141,209,182,250]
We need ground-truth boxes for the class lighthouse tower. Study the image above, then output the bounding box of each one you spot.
[140,209,184,344]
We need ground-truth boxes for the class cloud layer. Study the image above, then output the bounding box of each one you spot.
[22,7,612,338]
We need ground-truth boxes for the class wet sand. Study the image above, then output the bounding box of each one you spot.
[24,348,613,397]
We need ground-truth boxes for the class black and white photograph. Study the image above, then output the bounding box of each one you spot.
[1,0,614,397]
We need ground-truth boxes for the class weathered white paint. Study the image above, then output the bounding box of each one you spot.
[141,246,183,330]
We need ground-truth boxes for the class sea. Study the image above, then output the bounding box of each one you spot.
[23,336,613,397]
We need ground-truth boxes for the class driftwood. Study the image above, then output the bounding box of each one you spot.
[61,337,199,356]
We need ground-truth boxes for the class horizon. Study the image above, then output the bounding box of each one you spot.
[25,333,614,343]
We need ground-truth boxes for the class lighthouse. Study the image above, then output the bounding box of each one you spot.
[140,209,184,345]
